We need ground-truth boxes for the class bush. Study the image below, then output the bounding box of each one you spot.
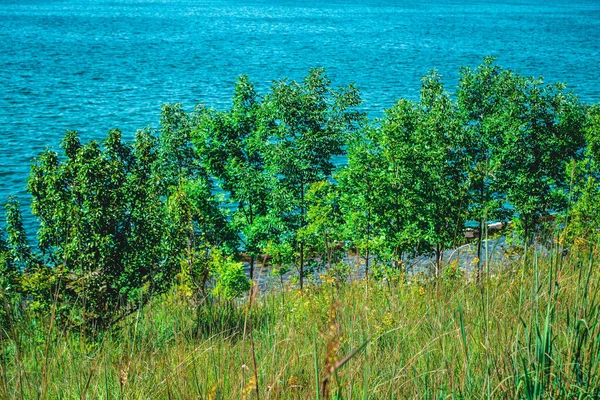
[26,129,175,328]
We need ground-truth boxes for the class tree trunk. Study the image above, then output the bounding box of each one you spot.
[300,183,305,289]
[435,244,442,277]
[365,209,370,279]
[476,179,485,282]
[299,241,304,290]
[476,217,483,282]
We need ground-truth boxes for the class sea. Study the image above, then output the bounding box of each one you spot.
[1,0,599,232]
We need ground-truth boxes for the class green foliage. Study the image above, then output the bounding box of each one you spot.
[158,103,204,191]
[27,129,172,327]
[166,179,236,297]
[371,262,404,285]
[260,68,363,287]
[0,226,16,333]
[193,76,271,278]
[494,74,585,242]
[408,72,469,273]
[344,72,469,277]
[458,57,585,266]
[4,198,35,272]
[562,105,600,248]
[0,62,596,337]
[210,248,251,300]
[337,126,387,277]
[300,181,344,270]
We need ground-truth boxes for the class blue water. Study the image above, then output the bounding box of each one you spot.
[1,0,600,231]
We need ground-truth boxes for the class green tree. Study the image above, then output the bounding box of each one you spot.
[4,198,35,272]
[414,72,469,275]
[158,103,204,192]
[299,180,344,271]
[261,68,363,288]
[0,200,32,330]
[366,73,468,276]
[458,58,517,273]
[27,129,172,328]
[562,104,600,249]
[368,99,424,265]
[337,127,389,276]
[193,76,271,280]
[495,76,585,243]
[165,178,236,297]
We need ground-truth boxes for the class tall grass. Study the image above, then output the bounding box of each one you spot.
[2,245,600,399]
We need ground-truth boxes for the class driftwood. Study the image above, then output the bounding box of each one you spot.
[464,214,556,240]
[464,221,508,240]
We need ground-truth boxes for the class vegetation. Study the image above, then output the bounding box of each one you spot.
[1,58,600,398]
[1,247,600,398]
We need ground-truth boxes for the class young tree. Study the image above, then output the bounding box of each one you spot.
[559,104,600,249]
[158,103,203,192]
[337,128,385,277]
[367,72,469,276]
[193,76,271,279]
[495,76,585,243]
[165,178,237,296]
[458,58,515,273]
[367,99,424,266]
[260,68,363,288]
[4,198,35,272]
[0,199,33,313]
[414,72,469,275]
[299,180,344,271]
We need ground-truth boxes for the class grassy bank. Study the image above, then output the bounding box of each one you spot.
[2,245,600,399]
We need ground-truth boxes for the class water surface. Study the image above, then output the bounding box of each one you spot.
[1,0,599,229]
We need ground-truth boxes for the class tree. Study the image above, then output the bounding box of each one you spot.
[367,98,424,266]
[365,72,469,276]
[27,129,172,328]
[165,178,236,297]
[158,103,203,192]
[413,72,469,275]
[260,68,363,288]
[299,180,344,271]
[562,104,600,249]
[458,58,518,273]
[193,76,271,279]
[0,200,32,330]
[338,126,396,275]
[4,198,35,273]
[495,76,585,243]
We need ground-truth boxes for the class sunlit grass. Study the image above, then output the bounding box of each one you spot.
[2,245,600,399]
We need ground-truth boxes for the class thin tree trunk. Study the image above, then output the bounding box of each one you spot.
[366,208,370,279]
[477,179,484,282]
[299,242,304,289]
[249,203,254,280]
[300,182,305,289]
[435,244,442,277]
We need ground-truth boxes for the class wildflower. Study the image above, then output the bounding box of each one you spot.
[242,375,257,399]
